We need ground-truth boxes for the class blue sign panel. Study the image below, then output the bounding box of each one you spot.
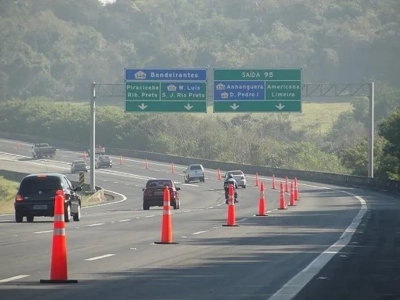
[125,68,207,82]
[214,80,265,101]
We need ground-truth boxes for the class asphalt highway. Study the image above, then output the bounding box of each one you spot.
[0,138,371,299]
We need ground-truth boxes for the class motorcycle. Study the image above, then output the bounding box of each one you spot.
[224,183,239,204]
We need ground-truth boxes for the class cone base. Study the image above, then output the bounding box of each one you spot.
[255,214,268,217]
[222,224,239,227]
[40,279,78,284]
[154,242,179,245]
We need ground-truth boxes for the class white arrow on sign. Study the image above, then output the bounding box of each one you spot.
[275,103,285,110]
[230,103,240,110]
[137,103,148,110]
[184,104,193,111]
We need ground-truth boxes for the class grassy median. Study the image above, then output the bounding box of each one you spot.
[0,177,108,214]
[0,176,19,214]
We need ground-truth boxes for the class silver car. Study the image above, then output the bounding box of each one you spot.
[184,164,205,183]
[224,170,247,188]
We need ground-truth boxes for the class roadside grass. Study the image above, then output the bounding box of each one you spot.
[0,176,19,214]
[204,102,352,134]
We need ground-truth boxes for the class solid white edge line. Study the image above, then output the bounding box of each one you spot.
[85,254,115,261]
[268,191,367,300]
[87,223,104,227]
[0,275,30,283]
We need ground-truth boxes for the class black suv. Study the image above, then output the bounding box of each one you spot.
[14,173,82,223]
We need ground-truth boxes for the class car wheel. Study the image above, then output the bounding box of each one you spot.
[15,211,23,223]
[143,203,150,210]
[26,215,34,222]
[64,204,71,222]
[201,177,205,182]
[173,201,180,210]
[243,185,247,189]
[73,205,81,221]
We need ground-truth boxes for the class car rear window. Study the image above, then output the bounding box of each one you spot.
[146,180,172,188]
[229,171,243,176]
[189,165,202,170]
[19,176,62,195]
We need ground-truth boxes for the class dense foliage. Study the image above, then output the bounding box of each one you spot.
[1,0,399,179]
[1,0,400,101]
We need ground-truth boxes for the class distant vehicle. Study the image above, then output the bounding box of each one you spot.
[95,155,113,169]
[87,145,105,156]
[183,164,205,183]
[224,170,247,188]
[14,173,82,223]
[142,179,180,210]
[71,160,88,173]
[31,143,56,159]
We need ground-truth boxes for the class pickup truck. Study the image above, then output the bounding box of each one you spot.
[87,145,105,156]
[32,143,56,159]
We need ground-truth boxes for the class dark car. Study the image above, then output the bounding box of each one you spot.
[71,160,88,173]
[142,179,180,210]
[95,155,113,169]
[14,173,82,223]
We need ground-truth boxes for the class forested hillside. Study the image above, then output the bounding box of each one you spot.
[0,0,399,179]
[1,0,399,100]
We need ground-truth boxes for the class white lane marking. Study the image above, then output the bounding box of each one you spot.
[182,183,199,187]
[87,223,104,227]
[269,193,367,300]
[0,220,12,222]
[113,181,118,184]
[145,215,155,218]
[119,219,131,222]
[34,230,52,234]
[0,275,30,283]
[193,230,207,235]
[85,254,115,261]
[83,189,127,209]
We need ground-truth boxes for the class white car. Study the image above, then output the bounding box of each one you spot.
[224,170,247,188]
[184,164,205,183]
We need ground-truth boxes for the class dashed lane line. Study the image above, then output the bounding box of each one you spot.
[85,254,115,261]
[0,275,30,283]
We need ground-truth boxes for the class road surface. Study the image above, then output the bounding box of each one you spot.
[0,138,376,299]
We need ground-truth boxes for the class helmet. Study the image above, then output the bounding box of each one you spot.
[228,174,233,179]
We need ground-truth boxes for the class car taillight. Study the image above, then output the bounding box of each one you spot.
[15,194,23,202]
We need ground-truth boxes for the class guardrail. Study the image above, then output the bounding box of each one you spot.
[1,131,399,194]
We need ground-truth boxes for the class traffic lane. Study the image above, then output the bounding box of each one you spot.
[291,188,399,300]
[0,187,361,300]
[0,188,261,288]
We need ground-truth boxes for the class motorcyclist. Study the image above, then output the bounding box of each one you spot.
[224,174,238,204]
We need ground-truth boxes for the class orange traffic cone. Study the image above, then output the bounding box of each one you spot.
[154,186,177,244]
[278,182,287,210]
[256,182,267,216]
[145,159,149,169]
[171,162,175,174]
[40,190,77,284]
[289,181,296,206]
[255,173,259,187]
[217,169,222,180]
[223,184,238,227]
[272,174,276,189]
[285,177,289,193]
[119,156,123,165]
[15,142,20,149]
[294,177,299,200]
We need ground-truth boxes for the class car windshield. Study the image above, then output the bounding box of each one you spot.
[146,180,172,188]
[74,161,86,165]
[189,165,202,170]
[19,176,62,195]
[99,156,110,161]
[228,171,243,176]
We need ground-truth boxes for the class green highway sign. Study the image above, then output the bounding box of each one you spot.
[213,68,302,113]
[125,101,207,112]
[125,68,207,113]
